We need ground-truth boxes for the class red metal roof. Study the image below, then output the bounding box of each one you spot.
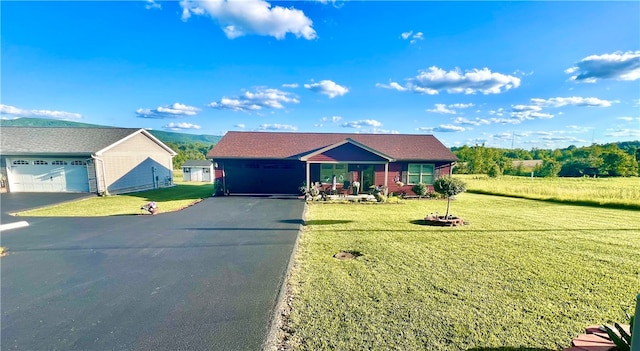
[207,131,458,161]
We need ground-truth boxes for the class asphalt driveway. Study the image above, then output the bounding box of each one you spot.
[0,194,304,350]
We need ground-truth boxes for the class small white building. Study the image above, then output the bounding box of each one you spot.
[181,160,213,182]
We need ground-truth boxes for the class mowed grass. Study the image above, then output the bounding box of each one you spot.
[15,182,213,217]
[287,194,640,350]
[456,175,640,209]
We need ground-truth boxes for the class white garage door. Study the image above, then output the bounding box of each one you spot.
[8,158,90,192]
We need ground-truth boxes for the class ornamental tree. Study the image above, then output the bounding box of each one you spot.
[433,177,467,219]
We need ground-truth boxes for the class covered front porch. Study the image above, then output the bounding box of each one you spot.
[299,138,395,194]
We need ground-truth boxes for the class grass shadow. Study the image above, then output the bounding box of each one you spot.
[304,219,354,225]
[467,189,640,211]
[125,183,213,202]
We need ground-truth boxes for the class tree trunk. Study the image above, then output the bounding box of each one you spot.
[445,197,451,219]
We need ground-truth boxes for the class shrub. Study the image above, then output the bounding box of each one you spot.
[412,183,428,198]
[488,164,502,178]
[374,193,387,203]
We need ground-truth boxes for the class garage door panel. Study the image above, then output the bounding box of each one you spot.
[225,161,303,194]
[8,158,89,193]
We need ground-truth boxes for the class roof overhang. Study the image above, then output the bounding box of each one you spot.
[299,138,395,162]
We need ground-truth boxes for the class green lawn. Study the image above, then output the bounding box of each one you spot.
[456,175,640,209]
[286,194,640,350]
[15,182,213,217]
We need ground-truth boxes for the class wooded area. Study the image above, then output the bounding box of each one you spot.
[452,141,640,177]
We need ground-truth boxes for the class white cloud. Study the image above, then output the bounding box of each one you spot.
[449,103,475,109]
[426,104,456,114]
[531,96,615,107]
[616,116,640,123]
[417,124,466,133]
[488,108,504,116]
[380,66,521,95]
[304,80,349,98]
[136,102,201,119]
[341,119,382,128]
[375,82,408,92]
[163,122,201,130]
[257,123,298,131]
[401,30,413,40]
[606,129,640,138]
[282,83,299,88]
[411,32,424,44]
[0,104,82,120]
[400,30,424,44]
[453,117,490,126]
[489,117,524,125]
[234,123,245,128]
[179,0,316,40]
[566,51,640,82]
[145,0,161,10]
[208,87,299,112]
[321,115,342,123]
[509,104,554,121]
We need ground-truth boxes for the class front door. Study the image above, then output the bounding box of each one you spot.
[361,165,374,193]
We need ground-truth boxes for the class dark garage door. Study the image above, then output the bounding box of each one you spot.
[225,161,304,194]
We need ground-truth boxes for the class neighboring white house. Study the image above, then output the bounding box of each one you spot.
[181,160,213,183]
[0,127,177,194]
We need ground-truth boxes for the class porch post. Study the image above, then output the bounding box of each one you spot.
[306,162,311,191]
[384,162,389,194]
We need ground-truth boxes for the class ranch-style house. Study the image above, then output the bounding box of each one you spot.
[207,131,458,195]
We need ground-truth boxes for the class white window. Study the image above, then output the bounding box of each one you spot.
[71,160,86,166]
[52,160,68,165]
[407,164,434,184]
[34,160,48,165]
[12,160,29,165]
[320,164,347,183]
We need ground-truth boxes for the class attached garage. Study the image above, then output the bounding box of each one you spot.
[221,159,304,194]
[7,158,89,192]
[1,127,177,194]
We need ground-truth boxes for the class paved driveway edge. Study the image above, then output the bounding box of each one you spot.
[263,202,308,351]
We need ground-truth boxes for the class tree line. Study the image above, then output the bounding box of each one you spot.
[452,141,640,177]
[166,142,212,170]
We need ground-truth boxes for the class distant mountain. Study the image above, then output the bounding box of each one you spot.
[1,117,221,145]
[147,130,221,145]
[0,117,106,128]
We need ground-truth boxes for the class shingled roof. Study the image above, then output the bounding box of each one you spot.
[208,131,458,162]
[0,127,176,156]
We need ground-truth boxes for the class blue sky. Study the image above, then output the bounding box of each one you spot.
[2,1,639,149]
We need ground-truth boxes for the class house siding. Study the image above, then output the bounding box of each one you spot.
[308,143,388,162]
[99,133,174,194]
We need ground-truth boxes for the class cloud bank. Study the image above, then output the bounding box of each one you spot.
[0,104,82,120]
[179,0,316,40]
[304,80,349,98]
[565,51,640,82]
[163,122,201,130]
[208,88,299,112]
[136,103,201,119]
[378,66,521,95]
